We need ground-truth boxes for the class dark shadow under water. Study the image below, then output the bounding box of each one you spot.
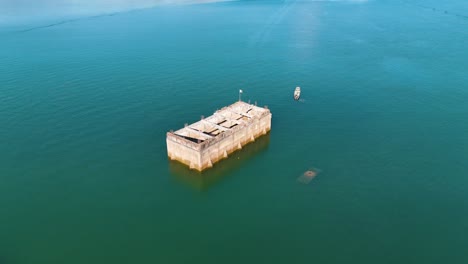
[168,133,270,191]
[0,246,17,264]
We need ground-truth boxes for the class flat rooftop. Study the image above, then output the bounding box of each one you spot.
[172,101,270,144]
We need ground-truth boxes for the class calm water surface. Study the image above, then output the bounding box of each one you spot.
[1,0,468,263]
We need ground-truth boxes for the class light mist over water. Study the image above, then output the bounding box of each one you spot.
[0,0,230,27]
[2,0,467,28]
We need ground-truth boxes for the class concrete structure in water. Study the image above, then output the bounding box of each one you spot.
[166,101,272,171]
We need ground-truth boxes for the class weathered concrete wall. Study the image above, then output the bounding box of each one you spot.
[198,112,271,170]
[167,105,272,171]
[166,134,201,170]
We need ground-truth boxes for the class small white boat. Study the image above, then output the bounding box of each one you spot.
[294,86,301,100]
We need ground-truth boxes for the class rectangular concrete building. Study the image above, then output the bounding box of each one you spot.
[166,101,272,171]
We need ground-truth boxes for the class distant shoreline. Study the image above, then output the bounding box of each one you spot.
[0,0,236,33]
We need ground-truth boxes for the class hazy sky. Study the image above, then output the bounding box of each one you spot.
[0,0,370,24]
[0,0,222,25]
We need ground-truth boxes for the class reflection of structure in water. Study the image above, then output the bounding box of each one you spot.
[297,167,321,184]
[169,134,270,191]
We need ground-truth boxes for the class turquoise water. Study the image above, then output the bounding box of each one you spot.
[1,0,468,263]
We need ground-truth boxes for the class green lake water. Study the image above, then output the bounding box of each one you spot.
[1,0,468,263]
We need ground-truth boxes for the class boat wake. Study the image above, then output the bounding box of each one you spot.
[14,0,235,33]
[249,0,297,48]
[18,13,118,33]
